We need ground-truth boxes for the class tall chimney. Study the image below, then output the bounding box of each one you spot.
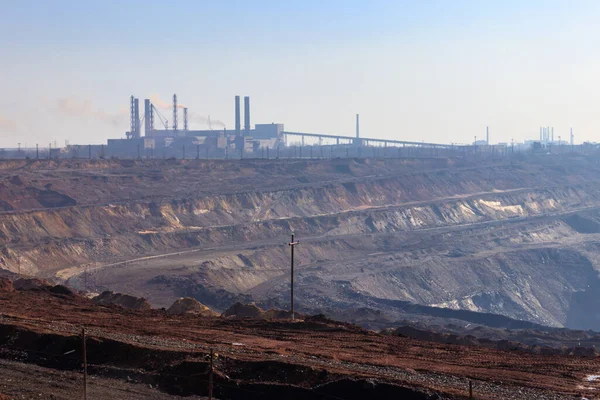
[244,96,250,135]
[551,127,554,142]
[144,99,151,137]
[183,107,188,132]
[543,127,547,142]
[130,96,136,139]
[134,98,140,138]
[486,126,489,145]
[356,114,360,138]
[149,103,154,136]
[235,96,241,136]
[540,127,542,142]
[570,127,574,145]
[173,94,178,133]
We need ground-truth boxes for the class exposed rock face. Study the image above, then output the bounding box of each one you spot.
[167,297,218,317]
[5,158,600,330]
[92,291,152,310]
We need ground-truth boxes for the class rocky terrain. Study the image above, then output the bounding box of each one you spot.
[1,156,600,332]
[1,281,599,399]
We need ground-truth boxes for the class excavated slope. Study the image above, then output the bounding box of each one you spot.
[1,157,600,330]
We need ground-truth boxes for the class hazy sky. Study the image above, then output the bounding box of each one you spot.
[1,0,599,148]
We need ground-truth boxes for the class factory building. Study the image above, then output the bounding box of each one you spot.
[109,94,283,157]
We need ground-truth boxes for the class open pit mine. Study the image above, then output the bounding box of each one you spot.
[2,155,600,399]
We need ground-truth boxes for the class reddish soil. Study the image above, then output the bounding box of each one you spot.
[0,288,598,399]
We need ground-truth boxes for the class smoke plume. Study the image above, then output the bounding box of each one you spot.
[149,94,186,109]
[52,97,127,127]
[188,113,226,128]
[0,114,17,131]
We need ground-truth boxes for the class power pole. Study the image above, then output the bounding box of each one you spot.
[288,233,300,321]
[82,327,88,400]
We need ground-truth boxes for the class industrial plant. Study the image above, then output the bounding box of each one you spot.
[0,93,586,160]
[111,94,285,158]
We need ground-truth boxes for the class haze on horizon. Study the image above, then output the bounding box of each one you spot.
[0,0,598,148]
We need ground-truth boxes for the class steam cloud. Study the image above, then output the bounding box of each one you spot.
[188,113,226,128]
[149,95,225,128]
[0,114,17,131]
[52,97,127,127]
[150,94,186,109]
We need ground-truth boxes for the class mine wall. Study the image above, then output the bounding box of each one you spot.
[2,159,600,330]
[0,182,597,275]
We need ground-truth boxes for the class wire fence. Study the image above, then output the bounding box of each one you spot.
[0,327,423,400]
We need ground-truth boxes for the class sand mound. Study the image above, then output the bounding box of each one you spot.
[0,278,14,292]
[92,291,152,310]
[13,278,52,291]
[222,302,264,318]
[167,297,218,317]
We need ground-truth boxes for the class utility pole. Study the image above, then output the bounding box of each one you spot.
[82,327,88,400]
[288,233,300,321]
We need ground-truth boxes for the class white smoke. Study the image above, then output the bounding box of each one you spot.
[149,94,186,109]
[51,97,127,127]
[0,114,17,131]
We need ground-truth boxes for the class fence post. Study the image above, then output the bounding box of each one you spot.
[208,349,214,400]
[82,327,87,400]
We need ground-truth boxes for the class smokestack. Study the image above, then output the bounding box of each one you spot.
[173,94,178,132]
[144,99,151,137]
[244,96,250,135]
[130,96,135,139]
[134,98,140,138]
[543,127,547,142]
[551,127,554,142]
[235,95,241,136]
[183,108,188,131]
[356,114,360,138]
[570,127,574,145]
[149,103,154,135]
[540,127,542,142]
[486,126,489,145]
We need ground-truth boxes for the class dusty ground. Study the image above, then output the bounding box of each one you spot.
[0,287,599,399]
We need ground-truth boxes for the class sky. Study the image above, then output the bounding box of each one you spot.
[0,0,599,148]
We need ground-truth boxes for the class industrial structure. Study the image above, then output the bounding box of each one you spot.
[0,92,590,160]
[106,93,473,158]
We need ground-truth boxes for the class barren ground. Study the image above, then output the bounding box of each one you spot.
[0,288,599,399]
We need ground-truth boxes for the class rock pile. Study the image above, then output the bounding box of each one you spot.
[167,297,218,317]
[92,291,152,310]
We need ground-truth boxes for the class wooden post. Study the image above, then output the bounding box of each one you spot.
[288,234,300,320]
[208,349,214,400]
[82,327,87,400]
